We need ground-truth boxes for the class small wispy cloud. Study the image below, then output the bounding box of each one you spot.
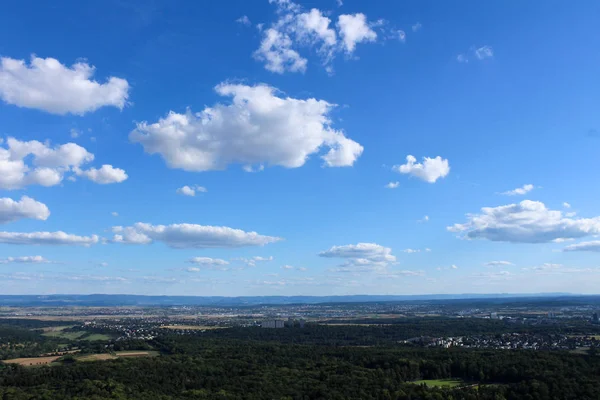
[475,45,493,60]
[500,184,534,196]
[236,15,251,26]
[385,181,400,189]
[457,45,494,63]
[484,261,514,267]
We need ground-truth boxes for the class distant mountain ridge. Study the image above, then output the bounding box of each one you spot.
[0,293,586,307]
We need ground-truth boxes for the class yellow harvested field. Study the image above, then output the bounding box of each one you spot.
[160,325,226,330]
[78,354,117,362]
[2,356,60,366]
[75,351,157,361]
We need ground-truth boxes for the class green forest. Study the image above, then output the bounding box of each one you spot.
[1,320,600,399]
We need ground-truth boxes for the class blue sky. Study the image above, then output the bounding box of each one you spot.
[0,0,599,296]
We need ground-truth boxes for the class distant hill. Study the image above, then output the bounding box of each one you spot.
[0,293,590,307]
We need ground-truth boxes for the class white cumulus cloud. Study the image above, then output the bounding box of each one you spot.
[253,0,387,73]
[111,223,282,249]
[337,13,377,53]
[74,164,128,184]
[0,55,129,115]
[320,242,396,273]
[186,257,230,270]
[501,184,534,196]
[254,28,308,73]
[130,83,363,171]
[385,181,399,189]
[393,155,450,183]
[0,137,126,189]
[176,185,207,197]
[448,200,600,243]
[0,196,50,224]
[188,257,229,266]
[0,231,99,246]
[320,242,396,262]
[563,202,571,209]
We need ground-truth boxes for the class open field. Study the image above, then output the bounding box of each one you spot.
[115,351,159,357]
[412,379,463,388]
[2,356,60,366]
[41,328,114,341]
[41,325,75,333]
[77,351,158,361]
[83,333,113,341]
[160,325,226,330]
[42,330,87,340]
[77,354,117,362]
[5,351,160,365]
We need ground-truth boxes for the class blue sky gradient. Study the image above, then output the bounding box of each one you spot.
[0,0,599,295]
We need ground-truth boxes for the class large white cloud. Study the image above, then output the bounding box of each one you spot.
[0,55,129,115]
[448,200,600,243]
[393,155,450,183]
[0,255,49,264]
[0,137,127,189]
[563,241,600,252]
[74,165,128,184]
[0,231,99,246]
[0,196,50,224]
[112,223,282,249]
[130,83,363,171]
